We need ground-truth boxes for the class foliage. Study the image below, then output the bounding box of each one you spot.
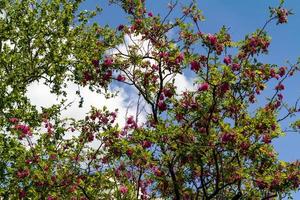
[0,0,299,199]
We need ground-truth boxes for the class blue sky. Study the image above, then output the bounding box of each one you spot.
[81,0,300,198]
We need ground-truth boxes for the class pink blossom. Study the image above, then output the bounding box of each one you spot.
[50,154,57,160]
[126,116,135,125]
[157,101,167,111]
[279,66,286,77]
[240,142,250,151]
[277,93,283,100]
[126,149,133,157]
[126,116,137,129]
[277,8,288,24]
[262,134,271,144]
[249,37,258,48]
[47,196,56,200]
[207,34,217,45]
[104,57,113,66]
[119,185,128,194]
[199,127,206,134]
[190,60,201,72]
[83,71,92,81]
[270,68,276,78]
[275,83,285,91]
[159,52,168,58]
[15,124,32,136]
[92,59,99,68]
[142,140,152,149]
[221,132,236,143]
[198,82,209,92]
[249,94,256,103]
[110,111,117,123]
[116,74,126,82]
[223,56,232,65]
[274,100,281,109]
[231,63,240,71]
[103,70,112,81]
[152,64,159,71]
[19,189,26,198]
[220,82,230,93]
[9,117,19,123]
[175,113,184,122]
[159,94,164,100]
[17,169,30,179]
[175,53,184,64]
[163,88,173,98]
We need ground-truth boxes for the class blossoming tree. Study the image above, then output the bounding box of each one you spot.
[0,0,299,199]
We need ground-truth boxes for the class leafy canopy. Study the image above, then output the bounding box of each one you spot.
[0,0,299,199]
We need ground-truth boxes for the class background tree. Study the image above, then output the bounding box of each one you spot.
[0,0,299,199]
[0,0,119,198]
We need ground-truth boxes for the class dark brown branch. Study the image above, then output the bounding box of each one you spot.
[78,185,91,200]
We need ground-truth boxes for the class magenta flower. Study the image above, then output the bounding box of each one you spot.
[277,93,283,100]
[92,59,99,68]
[159,52,169,58]
[117,74,126,82]
[47,196,56,200]
[15,124,32,136]
[220,82,230,93]
[103,70,112,81]
[119,185,128,194]
[190,60,201,72]
[279,66,286,77]
[231,63,240,71]
[277,8,288,24]
[148,12,153,17]
[157,101,167,111]
[221,132,236,143]
[126,116,135,125]
[126,149,133,157]
[83,71,92,81]
[163,88,173,98]
[17,168,30,179]
[142,140,152,149]
[262,134,271,144]
[275,83,285,91]
[207,34,217,45]
[9,117,19,123]
[126,116,137,129]
[104,57,113,66]
[223,56,232,65]
[175,53,184,64]
[198,82,209,92]
[19,189,26,198]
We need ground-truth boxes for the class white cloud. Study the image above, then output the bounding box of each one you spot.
[110,34,152,56]
[26,81,144,127]
[174,74,196,94]
[26,80,147,149]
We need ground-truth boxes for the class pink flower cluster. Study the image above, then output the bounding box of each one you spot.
[15,124,32,139]
[125,116,137,129]
[17,168,30,179]
[277,8,289,24]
